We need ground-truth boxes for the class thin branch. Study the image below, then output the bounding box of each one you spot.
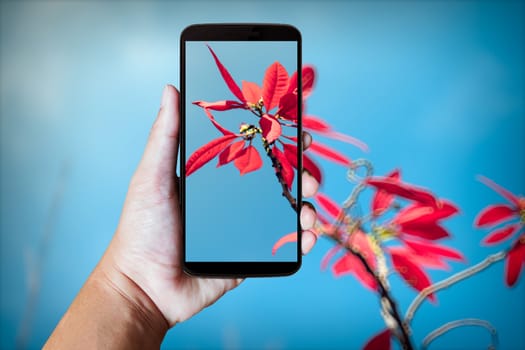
[404,251,507,327]
[421,318,499,350]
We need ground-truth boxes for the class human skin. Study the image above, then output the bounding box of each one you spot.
[44,85,319,349]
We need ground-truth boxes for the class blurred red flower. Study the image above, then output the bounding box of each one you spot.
[475,176,525,286]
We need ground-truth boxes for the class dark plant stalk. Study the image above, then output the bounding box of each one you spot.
[267,151,414,350]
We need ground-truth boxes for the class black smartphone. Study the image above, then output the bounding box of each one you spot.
[180,24,302,276]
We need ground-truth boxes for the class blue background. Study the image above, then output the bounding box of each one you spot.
[1,1,524,349]
[185,41,298,262]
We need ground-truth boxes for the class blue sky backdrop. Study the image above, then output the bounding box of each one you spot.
[185,41,298,262]
[1,1,524,349]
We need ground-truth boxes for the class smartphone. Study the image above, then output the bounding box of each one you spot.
[180,24,302,276]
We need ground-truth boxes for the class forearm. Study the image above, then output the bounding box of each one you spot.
[44,258,168,350]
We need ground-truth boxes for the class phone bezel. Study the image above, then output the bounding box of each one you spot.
[180,24,302,277]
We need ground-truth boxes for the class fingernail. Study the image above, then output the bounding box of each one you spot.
[160,85,170,108]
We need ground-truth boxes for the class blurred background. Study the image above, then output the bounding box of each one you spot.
[1,1,523,349]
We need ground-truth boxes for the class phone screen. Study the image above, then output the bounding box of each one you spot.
[181,25,301,276]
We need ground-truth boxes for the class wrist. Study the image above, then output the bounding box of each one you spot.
[89,259,170,347]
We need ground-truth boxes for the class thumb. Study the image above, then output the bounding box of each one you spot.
[134,85,180,197]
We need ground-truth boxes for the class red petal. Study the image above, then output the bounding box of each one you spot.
[390,248,436,302]
[332,253,377,291]
[403,239,465,262]
[272,232,297,255]
[287,65,315,98]
[272,146,294,190]
[399,222,450,240]
[259,114,282,143]
[262,62,289,111]
[201,108,234,135]
[482,223,520,245]
[321,245,342,270]
[315,192,342,220]
[217,140,245,167]
[475,204,517,227]
[233,145,263,175]
[193,100,245,111]
[363,329,391,350]
[505,234,525,286]
[372,169,400,217]
[366,177,439,208]
[207,45,245,102]
[186,135,237,176]
[242,81,262,105]
[478,175,522,208]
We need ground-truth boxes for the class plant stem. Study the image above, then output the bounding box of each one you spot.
[404,251,507,327]
[267,152,414,349]
[421,318,498,350]
[262,138,297,210]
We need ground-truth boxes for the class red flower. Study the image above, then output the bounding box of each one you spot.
[188,45,367,187]
[475,176,525,286]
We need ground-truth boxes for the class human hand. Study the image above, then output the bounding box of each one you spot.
[99,85,319,329]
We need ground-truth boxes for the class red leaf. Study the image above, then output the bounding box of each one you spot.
[277,93,298,120]
[302,115,369,152]
[321,245,342,270]
[303,153,322,184]
[217,140,245,167]
[201,108,234,136]
[193,100,245,111]
[315,192,342,220]
[186,134,237,176]
[399,222,451,240]
[372,169,400,217]
[259,114,282,143]
[242,81,262,105]
[366,177,439,208]
[482,223,520,245]
[478,175,522,208]
[363,329,391,350]
[283,143,323,184]
[272,232,297,255]
[262,62,289,111]
[282,143,298,167]
[390,248,436,302]
[207,45,245,102]
[286,136,351,166]
[308,140,352,166]
[475,204,517,228]
[272,146,294,190]
[234,145,263,175]
[505,234,525,286]
[287,65,315,98]
[403,239,465,262]
[332,252,378,291]
[303,115,331,133]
